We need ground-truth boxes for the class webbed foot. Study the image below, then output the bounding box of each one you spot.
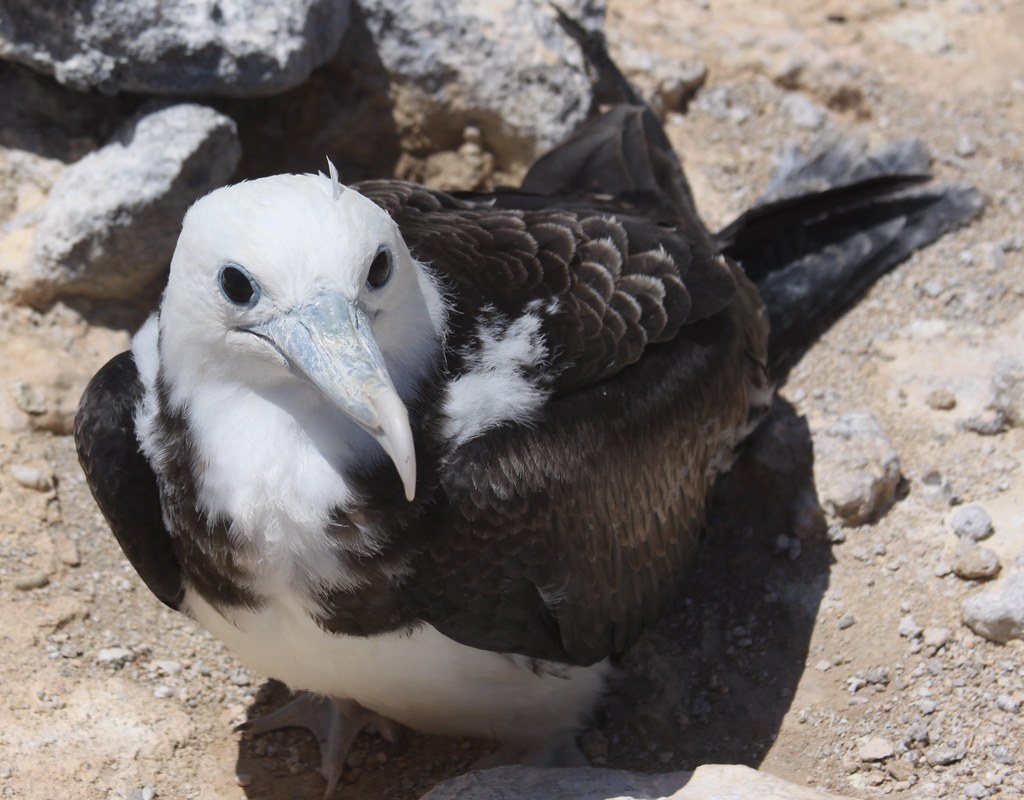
[237,692,399,797]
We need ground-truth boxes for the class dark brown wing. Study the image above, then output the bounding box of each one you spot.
[356,108,766,664]
[359,178,737,394]
[74,352,184,609]
[409,262,769,665]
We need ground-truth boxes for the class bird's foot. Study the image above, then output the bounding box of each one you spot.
[236,692,399,798]
[475,733,589,770]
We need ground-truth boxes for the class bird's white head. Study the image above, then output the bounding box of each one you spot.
[157,163,445,501]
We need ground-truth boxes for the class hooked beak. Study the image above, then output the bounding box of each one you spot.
[247,294,416,501]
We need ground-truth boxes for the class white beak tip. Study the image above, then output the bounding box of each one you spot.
[374,389,417,503]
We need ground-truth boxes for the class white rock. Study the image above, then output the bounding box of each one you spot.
[812,411,901,527]
[781,93,826,130]
[953,538,1001,580]
[97,647,134,665]
[962,572,1024,643]
[15,103,240,306]
[9,464,52,492]
[857,736,895,762]
[0,0,350,96]
[991,356,1024,426]
[950,504,994,541]
[358,0,605,166]
[418,764,859,800]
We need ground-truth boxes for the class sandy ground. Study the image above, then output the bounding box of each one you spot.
[0,0,1022,798]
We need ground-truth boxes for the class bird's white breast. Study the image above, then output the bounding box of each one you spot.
[185,588,610,744]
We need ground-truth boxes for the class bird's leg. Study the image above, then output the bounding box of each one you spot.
[236,692,399,798]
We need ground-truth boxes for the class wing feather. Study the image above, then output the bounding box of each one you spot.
[74,352,183,609]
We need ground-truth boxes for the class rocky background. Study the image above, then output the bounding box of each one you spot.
[0,0,1022,799]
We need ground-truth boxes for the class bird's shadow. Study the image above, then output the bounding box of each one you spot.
[234,397,832,798]
[604,396,831,769]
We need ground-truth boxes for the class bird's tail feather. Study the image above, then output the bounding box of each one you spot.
[551,4,982,374]
[714,136,983,372]
[540,4,699,221]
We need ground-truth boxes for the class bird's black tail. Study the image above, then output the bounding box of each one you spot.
[715,136,983,372]
[551,6,982,375]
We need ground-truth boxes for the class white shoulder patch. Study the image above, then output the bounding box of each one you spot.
[131,314,163,467]
[442,309,553,447]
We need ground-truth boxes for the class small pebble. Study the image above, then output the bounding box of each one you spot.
[991,745,1013,765]
[961,410,1007,436]
[953,538,1002,580]
[97,647,134,665]
[962,572,1024,643]
[865,666,890,685]
[904,721,930,745]
[153,660,182,675]
[920,470,954,506]
[899,614,923,638]
[925,388,957,410]
[231,670,251,686]
[781,92,826,129]
[838,613,856,630]
[951,504,994,541]
[235,774,252,787]
[153,685,175,699]
[927,746,966,766]
[917,699,938,715]
[579,728,609,761]
[14,572,50,591]
[815,660,832,672]
[858,736,895,761]
[922,627,950,649]
[955,134,978,157]
[996,694,1020,713]
[964,782,988,798]
[52,535,80,567]
[9,465,52,492]
[58,644,81,659]
[11,381,48,415]
[887,756,916,782]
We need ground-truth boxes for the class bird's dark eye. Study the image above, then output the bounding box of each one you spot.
[366,250,392,290]
[218,263,260,307]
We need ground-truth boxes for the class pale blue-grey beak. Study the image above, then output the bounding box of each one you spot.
[248,294,416,501]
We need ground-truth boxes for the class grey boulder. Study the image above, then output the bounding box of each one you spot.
[13,103,241,307]
[0,0,350,96]
[359,0,606,167]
